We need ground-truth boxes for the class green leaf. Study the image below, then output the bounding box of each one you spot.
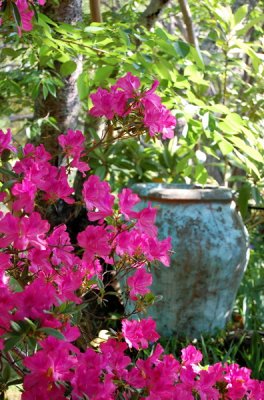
[236,15,264,36]
[4,335,22,352]
[30,1,39,22]
[202,112,209,130]
[175,156,189,174]
[1,48,18,58]
[24,318,37,331]
[153,61,172,80]
[11,2,22,26]
[77,72,89,100]
[236,42,262,72]
[214,6,232,25]
[174,41,190,58]
[219,113,244,134]
[2,365,11,383]
[60,60,77,77]
[94,66,114,83]
[0,167,17,178]
[155,27,169,41]
[237,184,251,219]
[84,25,105,33]
[203,146,220,160]
[42,83,49,100]
[207,104,230,114]
[194,164,208,184]
[94,165,106,179]
[10,321,21,333]
[38,328,65,340]
[234,5,248,25]
[168,137,178,155]
[190,46,204,69]
[7,378,23,386]
[214,133,234,155]
[243,157,261,179]
[245,47,261,73]
[228,136,263,163]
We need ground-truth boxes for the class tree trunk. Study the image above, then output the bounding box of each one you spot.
[140,0,171,30]
[89,0,103,22]
[34,0,83,158]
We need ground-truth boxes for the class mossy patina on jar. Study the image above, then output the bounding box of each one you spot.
[132,184,249,337]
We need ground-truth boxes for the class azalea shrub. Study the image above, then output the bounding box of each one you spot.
[0,73,263,399]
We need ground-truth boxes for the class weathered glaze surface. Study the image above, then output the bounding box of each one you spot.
[132,183,249,337]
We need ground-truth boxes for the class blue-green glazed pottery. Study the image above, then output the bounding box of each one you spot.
[131,183,249,337]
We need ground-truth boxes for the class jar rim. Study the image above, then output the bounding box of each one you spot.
[131,183,233,202]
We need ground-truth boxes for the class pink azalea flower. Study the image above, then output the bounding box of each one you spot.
[47,224,74,266]
[116,230,149,258]
[14,277,58,321]
[27,248,53,275]
[100,338,131,376]
[0,128,16,155]
[71,348,116,400]
[194,368,220,400]
[89,73,176,139]
[14,143,51,184]
[38,165,74,204]
[0,252,11,272]
[0,279,14,345]
[118,188,140,219]
[12,178,37,213]
[23,337,76,400]
[110,87,130,116]
[54,266,83,303]
[0,192,6,202]
[181,345,203,366]
[224,363,252,399]
[0,212,49,250]
[143,102,176,139]
[81,258,103,281]
[16,0,34,36]
[127,267,152,300]
[122,318,159,350]
[82,175,115,221]
[78,225,112,262]
[146,236,172,266]
[116,229,171,267]
[248,379,264,399]
[90,87,115,119]
[114,72,141,95]
[135,203,158,237]
[58,130,89,175]
[127,344,180,398]
[58,129,85,158]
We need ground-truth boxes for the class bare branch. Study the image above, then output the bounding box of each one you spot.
[178,0,199,51]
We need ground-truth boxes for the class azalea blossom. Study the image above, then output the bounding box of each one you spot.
[0,128,16,155]
[89,73,176,139]
[127,266,152,300]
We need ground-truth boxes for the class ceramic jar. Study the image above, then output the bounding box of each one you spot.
[132,183,249,337]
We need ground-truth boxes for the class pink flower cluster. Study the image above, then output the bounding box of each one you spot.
[20,338,264,399]
[0,0,45,35]
[0,124,262,398]
[89,72,176,139]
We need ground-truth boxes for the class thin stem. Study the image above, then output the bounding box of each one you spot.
[1,351,25,378]
[222,48,228,105]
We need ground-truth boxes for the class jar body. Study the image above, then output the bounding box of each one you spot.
[132,184,249,337]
